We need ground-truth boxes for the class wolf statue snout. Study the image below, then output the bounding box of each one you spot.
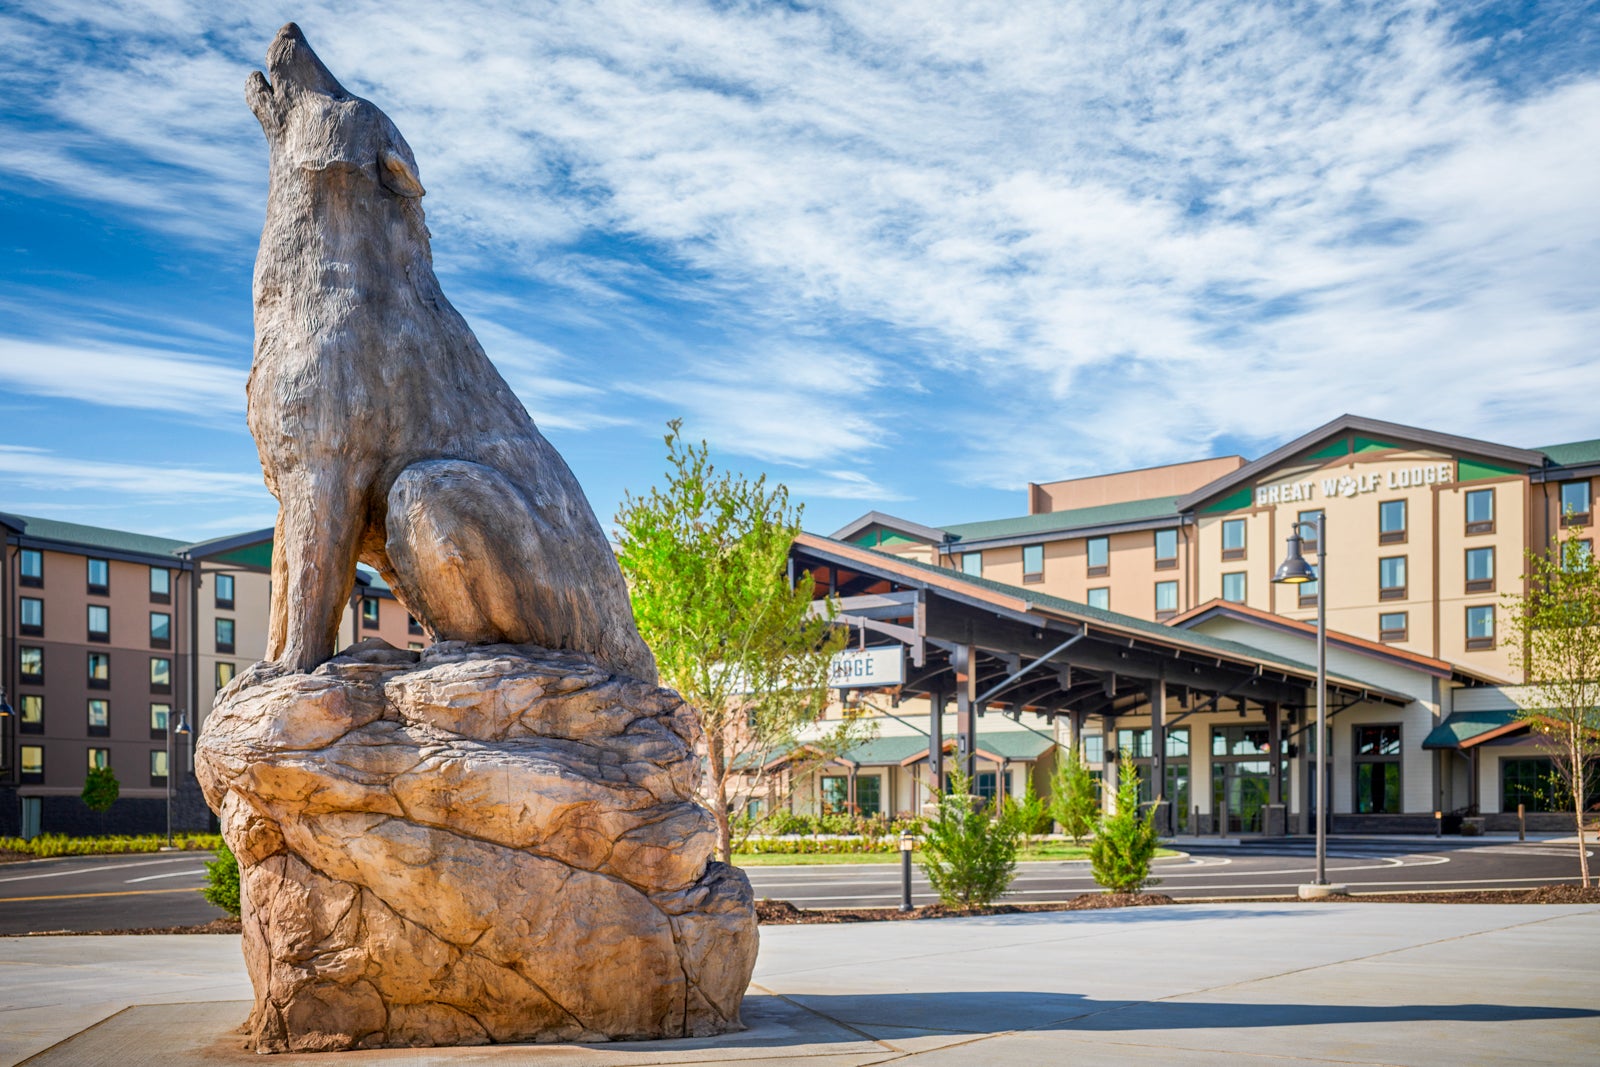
[245,23,655,683]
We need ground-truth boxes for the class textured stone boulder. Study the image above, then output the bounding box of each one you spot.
[195,640,758,1054]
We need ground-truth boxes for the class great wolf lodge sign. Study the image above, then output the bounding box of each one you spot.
[830,646,906,688]
[1255,462,1455,506]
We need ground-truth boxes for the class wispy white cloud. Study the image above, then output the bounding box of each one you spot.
[1,0,1595,517]
[0,445,265,498]
[619,343,894,465]
[0,338,246,418]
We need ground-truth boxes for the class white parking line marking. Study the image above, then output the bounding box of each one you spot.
[124,868,206,883]
[0,858,192,884]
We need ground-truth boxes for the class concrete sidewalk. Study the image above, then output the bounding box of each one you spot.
[5,902,1598,1065]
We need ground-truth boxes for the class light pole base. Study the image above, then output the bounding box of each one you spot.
[1298,883,1348,900]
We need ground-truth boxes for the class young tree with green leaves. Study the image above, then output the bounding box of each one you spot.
[1048,745,1099,845]
[918,770,1026,908]
[1089,756,1161,894]
[615,421,853,862]
[1505,527,1600,887]
[81,765,119,816]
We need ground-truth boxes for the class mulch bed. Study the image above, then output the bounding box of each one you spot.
[755,894,1177,923]
[1284,885,1600,905]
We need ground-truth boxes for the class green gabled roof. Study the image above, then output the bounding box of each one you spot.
[2,513,188,559]
[1539,438,1600,467]
[941,495,1181,545]
[775,728,1057,768]
[1422,709,1524,750]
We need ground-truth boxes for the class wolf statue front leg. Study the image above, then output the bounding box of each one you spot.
[265,468,369,672]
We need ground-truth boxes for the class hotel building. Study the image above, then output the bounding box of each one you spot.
[1,520,424,837]
[778,415,1598,834]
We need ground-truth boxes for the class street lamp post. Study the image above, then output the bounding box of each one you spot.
[165,712,191,848]
[898,832,915,912]
[1272,515,1345,898]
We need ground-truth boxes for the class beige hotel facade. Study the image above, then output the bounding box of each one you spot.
[782,414,1598,834]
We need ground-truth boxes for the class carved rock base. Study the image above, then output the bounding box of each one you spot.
[195,641,757,1054]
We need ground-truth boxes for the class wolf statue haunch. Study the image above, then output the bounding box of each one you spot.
[245,23,655,683]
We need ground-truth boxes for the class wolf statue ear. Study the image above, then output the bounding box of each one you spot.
[379,146,425,198]
[247,71,283,131]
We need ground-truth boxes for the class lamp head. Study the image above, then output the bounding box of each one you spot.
[1272,534,1318,584]
[175,713,192,736]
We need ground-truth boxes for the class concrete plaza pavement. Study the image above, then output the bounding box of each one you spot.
[4,902,1598,1065]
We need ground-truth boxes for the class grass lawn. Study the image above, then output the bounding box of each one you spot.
[732,842,1178,866]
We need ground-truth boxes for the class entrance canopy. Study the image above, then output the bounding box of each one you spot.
[793,532,1409,722]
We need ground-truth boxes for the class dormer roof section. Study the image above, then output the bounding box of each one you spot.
[1176,414,1547,513]
[831,511,949,548]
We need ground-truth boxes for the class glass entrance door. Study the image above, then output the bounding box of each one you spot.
[1212,760,1271,834]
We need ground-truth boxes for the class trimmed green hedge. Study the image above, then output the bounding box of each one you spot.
[0,833,224,858]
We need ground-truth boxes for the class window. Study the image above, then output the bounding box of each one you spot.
[973,772,998,802]
[20,694,43,732]
[87,604,110,642]
[215,618,235,654]
[1081,734,1105,763]
[20,596,43,635]
[408,642,424,651]
[1466,605,1495,650]
[1379,556,1407,600]
[151,702,171,735]
[1560,480,1591,525]
[1562,539,1593,571]
[1298,509,1323,551]
[408,614,424,635]
[361,597,381,628]
[1501,757,1557,813]
[961,551,982,577]
[1465,488,1494,535]
[150,611,171,648]
[1353,725,1401,814]
[151,749,170,784]
[1298,577,1319,607]
[150,566,170,602]
[1086,537,1109,577]
[216,661,237,690]
[20,745,43,782]
[1154,528,1178,569]
[1221,571,1246,603]
[150,656,172,692]
[88,747,110,771]
[87,557,109,593]
[87,698,110,736]
[1117,728,1153,759]
[88,651,111,687]
[19,548,43,586]
[215,572,235,608]
[1379,499,1407,544]
[1087,587,1110,610]
[855,775,882,817]
[1221,519,1246,560]
[820,775,849,814]
[1379,612,1408,642]
[1212,724,1270,756]
[1155,580,1178,619]
[1465,547,1495,592]
[1022,543,1044,584]
[21,646,44,682]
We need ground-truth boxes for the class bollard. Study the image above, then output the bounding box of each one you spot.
[1434,810,1442,839]
[899,832,915,912]
[1192,805,1199,836]
[1518,803,1526,842]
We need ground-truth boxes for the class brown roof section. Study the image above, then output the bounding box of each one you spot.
[1167,599,1508,685]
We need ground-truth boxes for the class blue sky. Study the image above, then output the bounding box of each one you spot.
[1,0,1597,543]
